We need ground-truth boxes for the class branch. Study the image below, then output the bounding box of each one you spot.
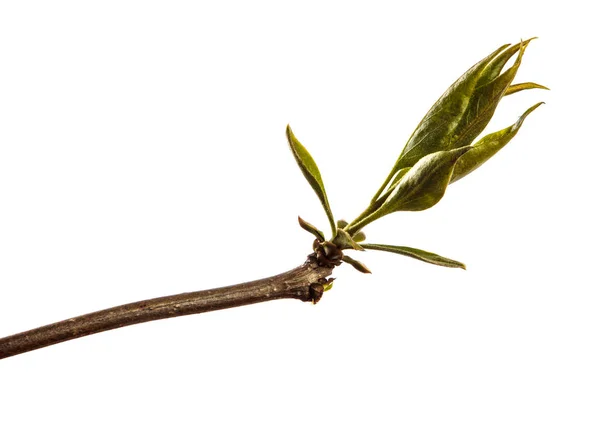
[0,254,334,360]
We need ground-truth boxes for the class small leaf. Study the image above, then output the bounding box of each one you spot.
[322,279,335,292]
[298,216,325,242]
[361,243,466,269]
[352,231,366,243]
[504,82,549,96]
[342,255,372,273]
[337,219,349,228]
[452,102,543,183]
[286,125,336,236]
[332,228,365,251]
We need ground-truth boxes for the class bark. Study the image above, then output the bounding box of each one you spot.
[0,254,334,360]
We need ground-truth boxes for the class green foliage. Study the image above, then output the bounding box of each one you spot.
[361,244,466,269]
[286,40,545,273]
[505,82,549,96]
[342,255,372,274]
[347,147,470,233]
[336,219,349,228]
[298,216,325,242]
[286,125,337,236]
[452,102,543,182]
[331,228,364,251]
[382,147,470,212]
[396,43,524,166]
[322,279,335,292]
[371,40,542,203]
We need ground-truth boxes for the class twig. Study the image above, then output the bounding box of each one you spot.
[0,254,334,360]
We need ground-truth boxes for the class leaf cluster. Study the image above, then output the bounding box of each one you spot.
[287,40,546,276]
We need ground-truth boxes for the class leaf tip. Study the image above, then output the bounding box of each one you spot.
[298,216,325,242]
[527,101,545,112]
[514,102,545,128]
[504,82,550,96]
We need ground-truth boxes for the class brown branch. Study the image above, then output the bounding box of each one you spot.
[0,254,334,360]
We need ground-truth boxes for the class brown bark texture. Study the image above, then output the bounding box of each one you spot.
[0,254,333,360]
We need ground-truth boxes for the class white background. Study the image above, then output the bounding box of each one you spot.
[0,1,598,424]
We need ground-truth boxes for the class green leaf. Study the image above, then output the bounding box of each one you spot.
[286,125,336,236]
[354,40,539,230]
[342,255,372,273]
[393,43,513,171]
[477,39,534,86]
[504,82,549,96]
[352,167,410,228]
[298,216,325,242]
[352,231,366,243]
[452,102,543,183]
[372,166,410,207]
[381,147,470,212]
[347,147,470,234]
[445,42,529,150]
[337,219,349,228]
[370,40,531,202]
[364,41,532,206]
[361,243,466,269]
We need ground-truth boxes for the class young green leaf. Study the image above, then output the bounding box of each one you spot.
[352,231,366,243]
[368,41,533,204]
[393,43,511,171]
[347,147,470,234]
[322,279,335,292]
[286,125,336,236]
[349,40,544,235]
[504,82,549,96]
[337,219,349,228]
[451,102,543,183]
[361,243,466,269]
[477,39,534,86]
[350,167,410,229]
[347,147,470,233]
[380,147,471,212]
[342,255,372,274]
[298,216,325,242]
[446,42,528,150]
